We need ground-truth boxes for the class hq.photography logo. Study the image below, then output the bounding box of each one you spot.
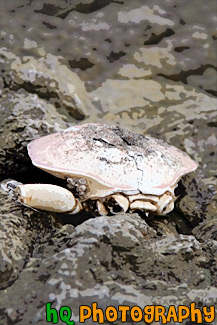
[45,302,215,324]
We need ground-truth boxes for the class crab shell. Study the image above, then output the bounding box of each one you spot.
[23,123,198,215]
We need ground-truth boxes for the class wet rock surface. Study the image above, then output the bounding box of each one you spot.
[1,202,216,324]
[1,1,216,94]
[0,0,216,324]
[0,87,69,181]
[0,183,62,291]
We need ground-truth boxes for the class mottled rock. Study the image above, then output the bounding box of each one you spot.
[1,1,216,93]
[0,88,69,181]
[0,181,62,290]
[0,1,216,324]
[0,213,216,324]
[0,48,96,119]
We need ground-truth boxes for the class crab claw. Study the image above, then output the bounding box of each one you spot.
[106,194,129,214]
[69,199,83,215]
[16,184,78,213]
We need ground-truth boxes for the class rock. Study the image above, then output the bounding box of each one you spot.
[1,1,216,93]
[0,181,62,290]
[0,212,216,324]
[0,88,69,181]
[0,48,96,119]
[0,1,216,324]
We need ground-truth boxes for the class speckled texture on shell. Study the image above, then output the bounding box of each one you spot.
[27,123,198,199]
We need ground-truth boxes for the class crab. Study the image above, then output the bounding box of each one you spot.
[8,123,198,216]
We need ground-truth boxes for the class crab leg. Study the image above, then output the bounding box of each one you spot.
[96,200,109,216]
[106,194,129,214]
[16,184,81,213]
[160,200,174,215]
[130,200,157,212]
[70,199,83,214]
[156,192,174,214]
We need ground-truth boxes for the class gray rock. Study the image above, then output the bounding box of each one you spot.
[0,48,96,119]
[0,88,68,181]
[0,181,62,290]
[0,1,216,324]
[1,1,216,93]
[0,211,216,324]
